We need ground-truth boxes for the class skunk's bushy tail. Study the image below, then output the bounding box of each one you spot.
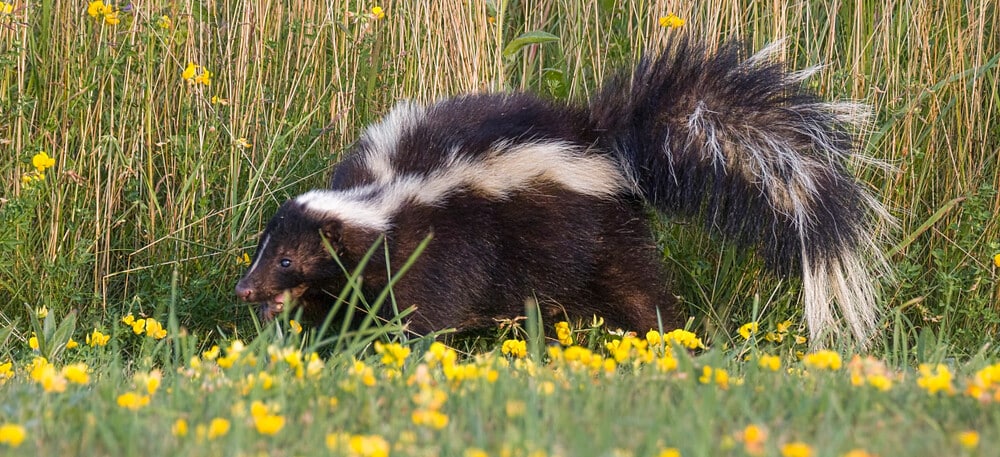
[591,38,892,344]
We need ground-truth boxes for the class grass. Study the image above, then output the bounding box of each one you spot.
[0,0,999,455]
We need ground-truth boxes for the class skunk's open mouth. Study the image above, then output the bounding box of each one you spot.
[256,286,307,321]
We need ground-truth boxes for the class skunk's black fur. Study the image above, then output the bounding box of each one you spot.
[236,39,891,344]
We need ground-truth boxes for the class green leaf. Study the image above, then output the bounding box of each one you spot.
[502,31,559,58]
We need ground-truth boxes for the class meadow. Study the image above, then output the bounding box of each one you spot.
[0,0,998,456]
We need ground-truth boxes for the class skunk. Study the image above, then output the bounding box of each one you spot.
[235,39,891,345]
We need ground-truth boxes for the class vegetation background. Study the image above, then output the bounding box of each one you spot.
[1,0,998,352]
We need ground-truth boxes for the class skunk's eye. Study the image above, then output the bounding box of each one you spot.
[279,258,292,268]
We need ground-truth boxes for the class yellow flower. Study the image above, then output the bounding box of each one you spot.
[842,450,876,457]
[802,350,842,371]
[206,418,230,439]
[157,15,172,29]
[0,423,26,448]
[237,252,251,266]
[374,341,410,368]
[86,329,109,347]
[371,5,385,20]
[658,13,685,28]
[66,338,79,349]
[758,354,781,371]
[739,424,767,456]
[182,62,198,81]
[699,366,730,389]
[62,363,89,385]
[144,318,167,339]
[28,335,38,350]
[0,361,13,382]
[956,430,979,449]
[464,449,488,457]
[195,69,212,86]
[36,306,49,319]
[172,419,188,437]
[411,409,449,429]
[738,322,759,339]
[236,137,252,148]
[86,0,104,18]
[103,10,119,25]
[657,449,681,457]
[554,321,573,346]
[663,329,704,349]
[116,392,150,410]
[781,442,813,457]
[917,363,955,395]
[250,401,285,435]
[501,339,527,358]
[289,319,303,334]
[0,2,13,15]
[994,253,1000,268]
[136,370,162,395]
[350,434,390,457]
[30,358,67,393]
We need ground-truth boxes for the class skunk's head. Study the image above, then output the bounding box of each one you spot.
[235,198,378,321]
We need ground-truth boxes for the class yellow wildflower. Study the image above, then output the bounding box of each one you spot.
[994,253,1000,268]
[36,305,48,318]
[699,366,730,389]
[375,342,410,368]
[554,321,573,346]
[0,2,13,15]
[781,442,813,457]
[0,423,26,448]
[802,350,842,371]
[658,449,682,457]
[116,392,150,410]
[182,63,213,86]
[371,6,385,20]
[86,1,103,18]
[136,370,162,395]
[86,329,109,347]
[206,418,230,439]
[501,339,527,358]
[956,430,979,449]
[758,354,781,371]
[738,322,759,339]
[66,338,79,349]
[30,358,67,393]
[739,424,767,456]
[411,409,449,429]
[0,361,13,382]
[658,13,685,28]
[28,335,38,350]
[172,419,188,437]
[157,15,172,29]
[144,318,167,339]
[103,9,119,25]
[250,401,285,436]
[62,363,89,385]
[663,329,704,349]
[327,433,391,457]
[916,363,955,395]
[465,449,488,457]
[842,450,877,457]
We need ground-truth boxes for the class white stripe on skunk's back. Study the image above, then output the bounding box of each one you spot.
[296,101,627,231]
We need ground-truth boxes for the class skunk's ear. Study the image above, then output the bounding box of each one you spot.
[321,219,344,249]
